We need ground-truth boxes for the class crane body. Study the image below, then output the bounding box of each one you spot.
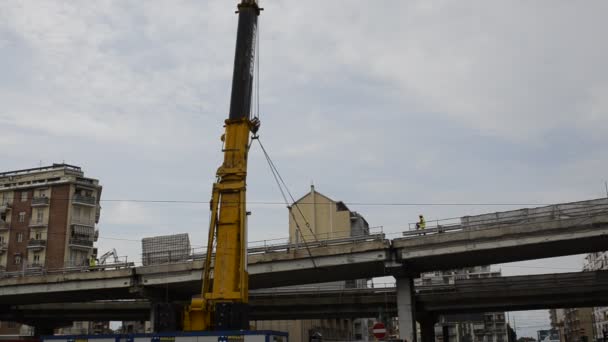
[184,0,261,331]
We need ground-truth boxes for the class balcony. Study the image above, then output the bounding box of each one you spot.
[73,194,96,206]
[71,219,95,227]
[31,196,50,207]
[27,239,47,250]
[0,221,9,230]
[69,238,94,248]
[0,241,7,253]
[29,221,48,229]
[0,202,11,212]
[27,263,43,269]
[95,207,101,223]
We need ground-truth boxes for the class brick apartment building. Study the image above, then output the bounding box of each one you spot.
[0,163,102,335]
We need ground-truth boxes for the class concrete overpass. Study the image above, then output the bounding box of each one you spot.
[2,211,607,305]
[4,270,608,322]
[1,198,607,341]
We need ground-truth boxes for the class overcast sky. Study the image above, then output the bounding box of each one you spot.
[1,0,607,338]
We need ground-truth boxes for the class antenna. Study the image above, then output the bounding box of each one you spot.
[604,181,608,198]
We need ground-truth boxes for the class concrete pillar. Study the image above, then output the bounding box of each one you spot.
[420,317,436,342]
[150,302,178,332]
[397,277,417,342]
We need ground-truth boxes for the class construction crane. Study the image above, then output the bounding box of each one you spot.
[183,0,261,331]
[98,248,119,264]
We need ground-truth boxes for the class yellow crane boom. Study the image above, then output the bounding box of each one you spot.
[184,0,261,331]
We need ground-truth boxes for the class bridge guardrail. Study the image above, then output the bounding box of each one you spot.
[0,261,134,279]
[403,198,608,238]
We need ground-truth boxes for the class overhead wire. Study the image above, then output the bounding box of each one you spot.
[0,195,592,207]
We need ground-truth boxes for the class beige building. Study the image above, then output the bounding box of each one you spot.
[550,308,594,342]
[289,185,369,244]
[0,163,102,335]
[255,186,373,342]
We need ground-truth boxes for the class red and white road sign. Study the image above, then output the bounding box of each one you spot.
[373,322,387,339]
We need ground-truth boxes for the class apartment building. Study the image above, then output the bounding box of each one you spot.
[419,266,510,342]
[584,252,608,342]
[255,186,372,342]
[550,308,594,342]
[548,252,605,342]
[0,163,102,335]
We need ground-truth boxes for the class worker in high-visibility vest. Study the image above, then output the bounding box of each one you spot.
[89,255,97,269]
[416,214,426,230]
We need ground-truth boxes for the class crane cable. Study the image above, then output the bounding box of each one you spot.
[249,14,317,267]
[256,138,318,241]
[255,137,318,268]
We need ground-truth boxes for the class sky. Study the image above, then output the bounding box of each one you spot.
[1,0,608,338]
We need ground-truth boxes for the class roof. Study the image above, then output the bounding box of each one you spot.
[291,186,352,212]
[0,163,82,178]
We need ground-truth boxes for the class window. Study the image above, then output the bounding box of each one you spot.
[33,253,40,263]
[38,189,47,197]
[35,232,42,240]
[17,232,23,243]
[14,255,21,264]
[18,212,25,223]
[36,209,43,223]
[0,236,4,243]
[20,191,28,202]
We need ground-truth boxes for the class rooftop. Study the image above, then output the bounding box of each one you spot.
[0,163,83,178]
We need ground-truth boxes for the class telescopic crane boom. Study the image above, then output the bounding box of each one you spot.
[184,0,261,331]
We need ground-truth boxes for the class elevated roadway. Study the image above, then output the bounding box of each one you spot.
[1,208,607,305]
[4,270,608,323]
[1,198,607,341]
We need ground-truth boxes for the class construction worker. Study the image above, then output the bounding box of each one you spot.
[89,255,97,270]
[416,214,426,230]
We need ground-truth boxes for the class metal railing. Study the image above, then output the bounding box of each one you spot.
[140,227,387,266]
[403,198,608,238]
[29,220,48,228]
[31,196,49,206]
[73,194,96,205]
[69,238,94,247]
[0,259,134,279]
[72,218,95,226]
[27,239,46,248]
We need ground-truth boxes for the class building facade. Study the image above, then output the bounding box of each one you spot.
[418,266,509,342]
[537,329,561,342]
[0,164,102,335]
[288,185,370,243]
[548,252,605,342]
[255,186,372,342]
[584,252,608,342]
[550,308,594,342]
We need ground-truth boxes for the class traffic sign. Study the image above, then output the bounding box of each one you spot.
[373,322,387,339]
